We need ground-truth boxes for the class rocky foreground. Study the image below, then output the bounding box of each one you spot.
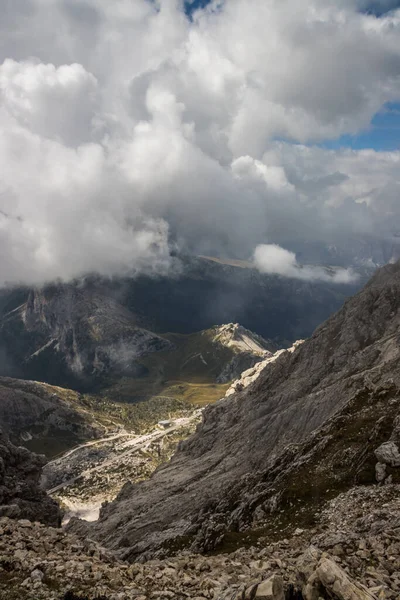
[1,484,400,600]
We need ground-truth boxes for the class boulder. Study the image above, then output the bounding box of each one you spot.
[254,574,284,599]
[375,462,387,483]
[304,557,377,600]
[374,442,400,467]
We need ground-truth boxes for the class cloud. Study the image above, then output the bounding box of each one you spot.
[0,60,99,145]
[253,244,359,283]
[0,0,399,286]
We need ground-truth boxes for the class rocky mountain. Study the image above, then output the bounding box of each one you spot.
[0,378,107,458]
[0,323,274,463]
[117,255,365,342]
[0,430,61,526]
[0,285,172,391]
[0,256,363,394]
[69,260,400,562]
[0,279,278,409]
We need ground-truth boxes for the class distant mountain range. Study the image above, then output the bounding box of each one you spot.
[0,256,364,395]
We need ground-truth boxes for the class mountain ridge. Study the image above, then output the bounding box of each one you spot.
[69,260,400,561]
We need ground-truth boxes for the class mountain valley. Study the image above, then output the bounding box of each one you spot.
[1,260,400,600]
[64,261,400,564]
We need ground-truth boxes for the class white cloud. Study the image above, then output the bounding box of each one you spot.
[0,60,99,145]
[254,244,359,283]
[0,0,399,286]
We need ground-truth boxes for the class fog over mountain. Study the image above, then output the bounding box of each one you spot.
[0,0,400,286]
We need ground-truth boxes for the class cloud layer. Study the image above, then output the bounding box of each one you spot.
[0,0,400,286]
[254,244,358,283]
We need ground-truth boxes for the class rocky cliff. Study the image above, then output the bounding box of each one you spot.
[0,430,61,526]
[0,285,172,391]
[71,261,400,561]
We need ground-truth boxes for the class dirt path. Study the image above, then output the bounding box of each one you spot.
[48,412,201,495]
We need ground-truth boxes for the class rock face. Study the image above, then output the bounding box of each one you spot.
[0,377,104,457]
[211,324,274,356]
[211,323,276,384]
[0,284,172,390]
[73,261,400,560]
[0,430,61,526]
[224,340,303,397]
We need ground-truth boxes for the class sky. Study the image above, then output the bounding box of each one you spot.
[0,0,400,287]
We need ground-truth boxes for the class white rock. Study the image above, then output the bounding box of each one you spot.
[374,442,400,467]
[375,462,387,483]
[30,568,45,582]
[254,574,284,599]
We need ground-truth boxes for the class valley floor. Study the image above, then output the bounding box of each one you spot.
[42,410,203,524]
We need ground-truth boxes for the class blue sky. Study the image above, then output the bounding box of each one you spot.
[184,0,212,15]
[322,102,400,151]
[185,0,400,14]
[361,1,400,16]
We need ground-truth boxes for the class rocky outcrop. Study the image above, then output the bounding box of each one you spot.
[304,558,376,600]
[0,377,104,457]
[0,430,61,526]
[224,340,303,396]
[211,324,275,357]
[213,323,276,384]
[69,261,400,560]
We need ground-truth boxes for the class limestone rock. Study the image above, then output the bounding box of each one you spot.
[254,574,284,599]
[306,557,377,600]
[375,442,400,467]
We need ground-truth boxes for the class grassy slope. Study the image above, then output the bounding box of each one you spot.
[102,328,241,405]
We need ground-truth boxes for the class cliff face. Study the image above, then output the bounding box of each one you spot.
[0,430,61,526]
[74,261,400,560]
[0,285,172,391]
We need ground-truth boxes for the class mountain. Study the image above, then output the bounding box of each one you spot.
[0,256,363,389]
[0,285,172,391]
[70,260,400,561]
[106,323,275,406]
[0,323,274,462]
[116,255,365,342]
[0,271,282,408]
